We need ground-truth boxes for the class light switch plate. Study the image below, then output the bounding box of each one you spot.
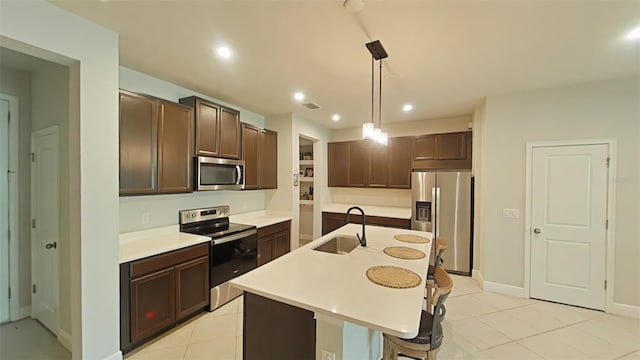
[502,208,520,219]
[321,350,336,360]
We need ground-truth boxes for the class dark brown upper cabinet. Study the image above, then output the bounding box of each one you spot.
[119,90,193,196]
[328,140,369,187]
[328,137,412,189]
[241,123,277,190]
[412,131,472,170]
[179,96,241,159]
[387,136,412,188]
[328,142,349,187]
[367,141,389,188]
[259,129,278,189]
[348,141,367,187]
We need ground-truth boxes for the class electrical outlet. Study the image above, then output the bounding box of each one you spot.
[502,208,520,219]
[141,213,150,224]
[321,350,336,360]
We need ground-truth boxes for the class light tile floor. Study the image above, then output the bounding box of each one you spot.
[0,318,71,360]
[126,275,640,360]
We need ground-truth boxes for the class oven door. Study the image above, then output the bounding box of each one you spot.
[196,156,245,191]
[209,230,257,288]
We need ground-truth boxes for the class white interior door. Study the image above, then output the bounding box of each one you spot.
[530,144,608,310]
[31,127,59,333]
[0,99,9,323]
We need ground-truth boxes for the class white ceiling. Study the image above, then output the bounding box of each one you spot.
[52,1,640,129]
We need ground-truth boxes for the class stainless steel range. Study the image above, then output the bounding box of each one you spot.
[179,206,257,311]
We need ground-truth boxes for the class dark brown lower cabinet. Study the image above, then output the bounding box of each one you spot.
[257,221,291,266]
[244,292,316,360]
[121,243,209,353]
[321,212,411,235]
[175,256,209,320]
[130,268,175,344]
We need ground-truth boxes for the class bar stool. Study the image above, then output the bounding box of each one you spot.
[384,266,453,360]
[425,237,448,312]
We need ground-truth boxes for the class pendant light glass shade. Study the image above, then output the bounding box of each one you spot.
[373,127,382,142]
[380,132,388,145]
[362,122,375,139]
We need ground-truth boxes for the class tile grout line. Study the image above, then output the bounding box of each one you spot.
[614,349,640,359]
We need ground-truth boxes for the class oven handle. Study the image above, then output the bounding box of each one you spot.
[212,228,257,245]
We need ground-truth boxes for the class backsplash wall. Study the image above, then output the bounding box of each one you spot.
[120,190,266,232]
[329,187,411,208]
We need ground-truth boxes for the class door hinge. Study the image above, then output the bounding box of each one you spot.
[605,219,609,230]
[7,111,10,122]
[8,287,10,299]
[606,157,610,168]
[32,284,36,294]
[32,219,36,229]
[604,280,607,290]
[7,229,10,241]
[30,152,35,163]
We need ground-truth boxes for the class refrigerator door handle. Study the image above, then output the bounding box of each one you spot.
[433,186,440,239]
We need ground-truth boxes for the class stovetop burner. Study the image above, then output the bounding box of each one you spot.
[179,205,255,240]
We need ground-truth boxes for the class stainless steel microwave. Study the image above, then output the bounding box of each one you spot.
[195,156,245,191]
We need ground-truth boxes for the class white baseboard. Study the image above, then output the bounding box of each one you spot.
[57,328,72,351]
[483,281,526,298]
[610,302,640,319]
[471,269,483,287]
[299,233,313,241]
[18,306,31,320]
[102,350,123,360]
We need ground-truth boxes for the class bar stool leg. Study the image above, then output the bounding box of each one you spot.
[425,278,435,312]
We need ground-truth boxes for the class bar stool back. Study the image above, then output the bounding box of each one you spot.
[425,237,449,311]
[384,266,453,360]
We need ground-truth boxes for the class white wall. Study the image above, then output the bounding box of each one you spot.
[265,113,331,246]
[481,77,640,308]
[118,67,267,232]
[1,1,120,359]
[471,99,487,276]
[0,66,32,311]
[328,115,472,208]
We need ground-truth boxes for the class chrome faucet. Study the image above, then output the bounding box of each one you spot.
[344,206,367,247]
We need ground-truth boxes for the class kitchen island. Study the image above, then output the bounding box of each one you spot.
[230,223,432,360]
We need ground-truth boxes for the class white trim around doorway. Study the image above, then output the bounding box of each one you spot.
[524,138,616,313]
[1,94,21,321]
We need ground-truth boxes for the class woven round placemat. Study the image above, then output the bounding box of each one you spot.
[383,246,426,260]
[394,234,430,244]
[366,266,422,289]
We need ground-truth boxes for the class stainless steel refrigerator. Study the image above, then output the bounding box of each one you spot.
[411,171,473,275]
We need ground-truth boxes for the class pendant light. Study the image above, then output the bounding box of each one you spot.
[362,56,375,139]
[362,40,389,145]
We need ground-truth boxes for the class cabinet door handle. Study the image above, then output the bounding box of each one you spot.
[533,228,541,234]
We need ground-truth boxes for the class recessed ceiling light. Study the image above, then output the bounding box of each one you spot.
[332,114,340,121]
[216,46,233,59]
[626,25,640,41]
[402,104,413,112]
[294,92,305,102]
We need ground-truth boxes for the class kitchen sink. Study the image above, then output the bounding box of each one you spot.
[312,235,360,255]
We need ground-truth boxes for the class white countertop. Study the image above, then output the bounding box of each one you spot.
[230,224,432,338]
[229,210,292,228]
[322,203,411,219]
[119,226,210,264]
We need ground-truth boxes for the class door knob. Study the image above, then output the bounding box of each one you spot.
[533,228,541,234]
[45,242,57,249]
